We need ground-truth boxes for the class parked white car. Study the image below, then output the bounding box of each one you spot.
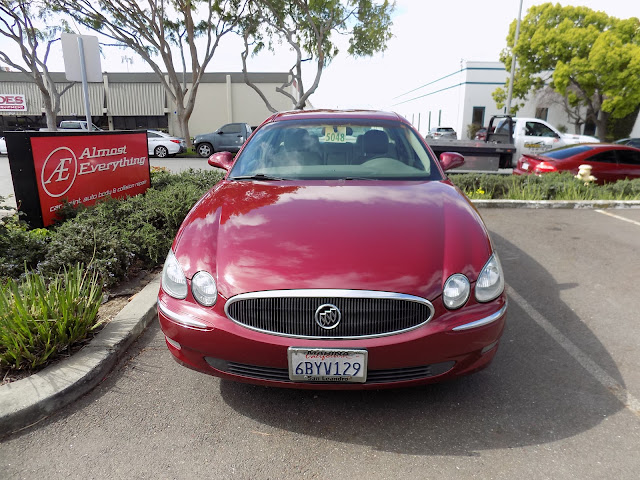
[147,130,186,158]
[0,137,6,155]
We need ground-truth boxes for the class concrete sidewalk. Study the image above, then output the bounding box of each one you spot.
[0,274,161,435]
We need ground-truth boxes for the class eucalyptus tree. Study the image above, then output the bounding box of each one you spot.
[58,0,247,145]
[494,3,640,140]
[240,0,394,112]
[0,0,75,130]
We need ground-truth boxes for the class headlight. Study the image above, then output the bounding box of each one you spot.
[161,250,187,299]
[443,274,470,310]
[475,253,505,302]
[191,271,217,306]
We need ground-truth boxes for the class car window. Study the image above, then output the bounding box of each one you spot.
[148,132,160,138]
[220,124,242,134]
[525,121,557,137]
[228,120,442,181]
[616,149,640,165]
[545,145,593,159]
[587,150,618,164]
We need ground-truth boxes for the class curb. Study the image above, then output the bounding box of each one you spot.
[0,274,161,436]
[471,200,640,209]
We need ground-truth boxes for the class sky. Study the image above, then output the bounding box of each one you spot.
[1,0,638,111]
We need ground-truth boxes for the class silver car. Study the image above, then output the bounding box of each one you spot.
[147,130,187,158]
[426,127,457,140]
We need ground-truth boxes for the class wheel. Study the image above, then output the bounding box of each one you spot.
[197,143,214,158]
[154,145,169,158]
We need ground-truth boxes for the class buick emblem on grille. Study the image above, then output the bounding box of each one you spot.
[315,304,341,330]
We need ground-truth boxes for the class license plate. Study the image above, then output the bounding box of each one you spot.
[522,162,529,171]
[288,348,368,383]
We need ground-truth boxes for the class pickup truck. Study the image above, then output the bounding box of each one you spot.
[194,122,252,157]
[427,115,599,170]
[40,120,103,132]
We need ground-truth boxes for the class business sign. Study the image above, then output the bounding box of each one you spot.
[6,131,150,227]
[0,94,27,112]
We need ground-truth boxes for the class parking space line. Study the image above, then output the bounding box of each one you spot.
[507,286,640,418]
[595,209,640,227]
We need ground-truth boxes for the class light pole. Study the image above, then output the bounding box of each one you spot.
[506,0,524,115]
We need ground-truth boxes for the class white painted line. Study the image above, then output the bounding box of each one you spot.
[595,209,640,227]
[507,286,640,418]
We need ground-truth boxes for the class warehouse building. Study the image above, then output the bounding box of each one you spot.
[0,71,293,136]
[393,60,640,140]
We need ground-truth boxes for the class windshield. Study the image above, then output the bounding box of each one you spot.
[228,119,442,181]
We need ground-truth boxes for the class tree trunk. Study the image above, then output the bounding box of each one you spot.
[42,92,57,131]
[595,110,609,141]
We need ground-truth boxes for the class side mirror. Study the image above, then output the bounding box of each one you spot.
[208,151,234,171]
[439,152,465,171]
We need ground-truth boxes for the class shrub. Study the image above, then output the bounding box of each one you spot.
[0,264,102,371]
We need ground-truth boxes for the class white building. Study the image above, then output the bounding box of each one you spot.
[394,60,640,140]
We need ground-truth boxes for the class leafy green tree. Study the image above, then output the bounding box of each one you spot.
[57,0,246,146]
[240,0,394,111]
[0,0,75,129]
[494,3,640,140]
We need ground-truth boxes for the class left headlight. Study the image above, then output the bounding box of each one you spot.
[475,253,505,303]
[191,271,217,306]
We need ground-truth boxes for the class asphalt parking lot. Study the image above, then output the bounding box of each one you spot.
[1,205,639,479]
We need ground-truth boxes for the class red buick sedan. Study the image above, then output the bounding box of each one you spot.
[157,110,507,389]
[513,144,640,183]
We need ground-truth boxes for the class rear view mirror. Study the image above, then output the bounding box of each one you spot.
[439,152,465,171]
[208,151,234,171]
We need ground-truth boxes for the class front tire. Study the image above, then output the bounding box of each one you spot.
[197,143,214,158]
[154,146,169,158]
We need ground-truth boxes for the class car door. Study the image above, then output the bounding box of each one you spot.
[147,131,162,155]
[579,149,620,183]
[519,121,562,157]
[614,149,640,180]
[217,123,244,151]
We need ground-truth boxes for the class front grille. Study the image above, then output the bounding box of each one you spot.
[224,290,435,338]
[205,358,455,384]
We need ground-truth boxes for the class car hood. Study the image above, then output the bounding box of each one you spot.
[561,133,599,144]
[173,180,493,301]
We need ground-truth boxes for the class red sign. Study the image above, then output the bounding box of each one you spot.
[30,133,150,226]
[0,94,27,112]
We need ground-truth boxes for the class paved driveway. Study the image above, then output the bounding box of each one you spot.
[1,208,639,479]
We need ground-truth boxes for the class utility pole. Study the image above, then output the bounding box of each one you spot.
[506,0,524,115]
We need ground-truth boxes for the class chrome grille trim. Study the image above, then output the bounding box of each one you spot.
[224,289,435,339]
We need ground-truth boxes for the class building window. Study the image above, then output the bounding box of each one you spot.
[472,107,485,126]
[535,108,548,121]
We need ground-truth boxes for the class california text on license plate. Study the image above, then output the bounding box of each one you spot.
[287,348,368,383]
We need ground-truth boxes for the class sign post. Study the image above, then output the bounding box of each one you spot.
[61,33,102,127]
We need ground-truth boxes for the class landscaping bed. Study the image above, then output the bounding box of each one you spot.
[0,168,224,382]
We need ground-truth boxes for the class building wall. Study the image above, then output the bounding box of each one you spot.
[0,71,292,137]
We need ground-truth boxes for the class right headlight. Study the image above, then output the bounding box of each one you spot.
[475,253,505,302]
[161,250,188,299]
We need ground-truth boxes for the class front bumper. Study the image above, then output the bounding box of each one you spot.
[157,291,507,390]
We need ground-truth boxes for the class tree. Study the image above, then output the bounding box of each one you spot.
[240,0,394,112]
[58,0,246,146]
[0,0,75,130]
[494,3,640,140]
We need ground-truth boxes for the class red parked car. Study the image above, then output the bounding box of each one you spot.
[513,144,640,183]
[157,110,507,389]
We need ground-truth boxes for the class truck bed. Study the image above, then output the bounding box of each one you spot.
[426,139,516,170]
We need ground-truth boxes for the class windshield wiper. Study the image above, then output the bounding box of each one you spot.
[230,173,287,181]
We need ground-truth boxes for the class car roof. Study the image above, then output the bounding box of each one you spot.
[267,109,406,124]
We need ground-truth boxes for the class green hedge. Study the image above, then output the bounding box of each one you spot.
[450,172,640,201]
[0,168,224,286]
